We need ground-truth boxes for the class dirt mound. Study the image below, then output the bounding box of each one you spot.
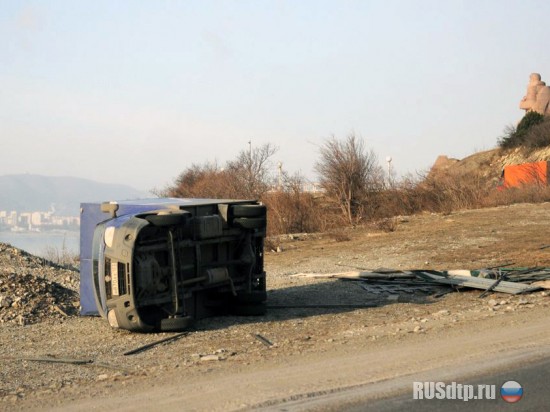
[431,146,550,185]
[0,243,79,326]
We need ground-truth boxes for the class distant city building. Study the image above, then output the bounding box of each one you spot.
[301,182,325,193]
[0,210,80,231]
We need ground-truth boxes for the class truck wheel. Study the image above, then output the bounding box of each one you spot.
[145,211,189,227]
[231,302,266,316]
[159,315,194,331]
[233,217,266,230]
[231,204,267,218]
[93,292,107,319]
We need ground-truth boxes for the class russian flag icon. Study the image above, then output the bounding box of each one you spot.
[501,381,523,403]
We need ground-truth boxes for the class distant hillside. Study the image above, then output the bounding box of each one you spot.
[0,174,149,216]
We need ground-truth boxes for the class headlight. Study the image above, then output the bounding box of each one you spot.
[104,226,116,248]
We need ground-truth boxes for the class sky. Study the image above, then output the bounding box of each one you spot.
[2,0,550,192]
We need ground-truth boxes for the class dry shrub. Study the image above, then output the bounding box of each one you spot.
[263,237,278,252]
[264,192,318,235]
[376,167,550,219]
[381,170,491,216]
[162,150,338,236]
[161,143,278,200]
[524,119,550,149]
[484,184,550,207]
[263,173,334,236]
[315,134,384,225]
[42,244,79,268]
[161,137,550,237]
[326,231,351,242]
[499,111,550,150]
[374,217,398,233]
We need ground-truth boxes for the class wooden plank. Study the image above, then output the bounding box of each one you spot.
[290,271,415,280]
[531,280,550,289]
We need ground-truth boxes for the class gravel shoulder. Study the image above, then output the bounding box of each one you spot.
[2,202,550,410]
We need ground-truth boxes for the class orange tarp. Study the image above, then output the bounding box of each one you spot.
[503,161,550,188]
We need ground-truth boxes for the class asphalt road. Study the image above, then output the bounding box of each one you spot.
[344,356,550,412]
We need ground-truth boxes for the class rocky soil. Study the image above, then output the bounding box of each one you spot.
[0,244,79,326]
[1,202,550,410]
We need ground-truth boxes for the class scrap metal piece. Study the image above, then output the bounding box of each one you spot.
[124,332,189,356]
[253,334,274,347]
[416,272,541,295]
[479,270,505,298]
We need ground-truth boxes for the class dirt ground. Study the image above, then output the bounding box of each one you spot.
[2,202,550,411]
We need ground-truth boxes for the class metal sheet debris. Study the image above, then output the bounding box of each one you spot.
[414,272,541,295]
[292,266,550,297]
[359,284,435,294]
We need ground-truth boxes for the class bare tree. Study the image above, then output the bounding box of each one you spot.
[162,162,232,198]
[162,143,278,200]
[225,143,278,199]
[315,134,383,224]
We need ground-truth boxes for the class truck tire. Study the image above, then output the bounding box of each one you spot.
[159,315,194,332]
[231,204,267,218]
[233,217,266,230]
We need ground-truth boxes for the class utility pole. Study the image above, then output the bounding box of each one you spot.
[386,156,393,186]
[277,162,283,191]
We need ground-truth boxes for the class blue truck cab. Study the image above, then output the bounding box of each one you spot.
[80,199,267,332]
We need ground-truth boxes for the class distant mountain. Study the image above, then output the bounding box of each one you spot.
[0,174,149,216]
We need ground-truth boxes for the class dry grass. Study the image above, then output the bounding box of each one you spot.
[41,244,79,269]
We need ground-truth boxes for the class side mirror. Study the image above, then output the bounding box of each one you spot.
[100,202,119,218]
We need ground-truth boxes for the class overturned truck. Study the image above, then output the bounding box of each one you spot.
[80,199,267,332]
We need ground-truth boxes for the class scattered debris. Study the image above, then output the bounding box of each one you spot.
[415,271,541,295]
[479,270,505,298]
[292,266,550,300]
[5,356,93,365]
[253,334,274,347]
[123,332,190,356]
[200,354,221,362]
[2,356,133,374]
[434,309,450,316]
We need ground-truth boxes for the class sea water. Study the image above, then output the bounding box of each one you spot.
[0,231,80,258]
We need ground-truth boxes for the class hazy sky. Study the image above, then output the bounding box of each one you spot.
[2,1,550,192]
